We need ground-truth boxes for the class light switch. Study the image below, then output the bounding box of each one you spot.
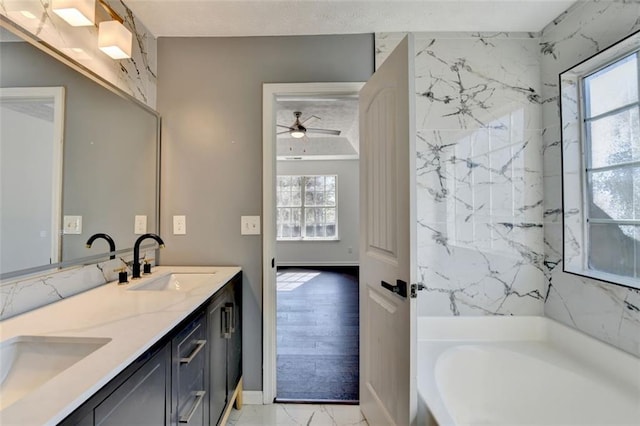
[63,215,82,234]
[241,216,260,235]
[134,215,147,235]
[173,215,186,235]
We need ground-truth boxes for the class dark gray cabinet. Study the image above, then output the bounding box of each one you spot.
[95,344,170,426]
[209,273,243,425]
[208,290,231,425]
[59,272,242,426]
[172,313,208,426]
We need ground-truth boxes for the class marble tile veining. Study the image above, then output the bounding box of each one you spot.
[540,0,640,358]
[377,32,545,317]
[228,404,368,426]
[0,249,155,320]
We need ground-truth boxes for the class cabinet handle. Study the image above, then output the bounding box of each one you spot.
[180,340,206,364]
[227,303,235,333]
[179,390,206,424]
[221,307,231,339]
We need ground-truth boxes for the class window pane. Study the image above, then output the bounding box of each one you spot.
[305,208,316,224]
[589,107,640,168]
[326,176,336,190]
[292,190,301,206]
[315,191,325,206]
[326,208,336,224]
[585,53,638,117]
[326,224,336,237]
[589,167,639,220]
[588,223,639,278]
[305,177,315,191]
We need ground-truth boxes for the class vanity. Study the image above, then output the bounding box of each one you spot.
[0,266,243,426]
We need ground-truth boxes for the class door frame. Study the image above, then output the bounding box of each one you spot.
[262,82,364,404]
[0,86,65,270]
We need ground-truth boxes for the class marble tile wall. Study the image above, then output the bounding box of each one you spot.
[0,0,157,107]
[540,0,640,357]
[376,32,546,316]
[0,249,155,320]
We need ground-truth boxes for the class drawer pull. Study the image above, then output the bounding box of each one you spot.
[180,340,206,364]
[179,390,206,424]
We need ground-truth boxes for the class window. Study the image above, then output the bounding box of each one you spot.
[276,175,338,240]
[561,30,640,289]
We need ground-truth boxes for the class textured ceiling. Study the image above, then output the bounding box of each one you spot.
[275,96,359,158]
[124,0,576,37]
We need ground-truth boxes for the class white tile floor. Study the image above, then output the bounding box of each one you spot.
[227,404,368,426]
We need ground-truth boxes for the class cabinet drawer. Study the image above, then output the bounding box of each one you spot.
[173,313,207,426]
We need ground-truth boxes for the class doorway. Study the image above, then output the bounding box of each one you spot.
[262,82,364,404]
[276,266,359,402]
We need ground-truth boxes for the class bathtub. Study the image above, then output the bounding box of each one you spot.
[417,316,640,425]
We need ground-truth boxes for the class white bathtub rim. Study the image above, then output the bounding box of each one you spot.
[417,316,640,426]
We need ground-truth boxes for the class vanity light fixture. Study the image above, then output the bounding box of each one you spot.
[51,0,133,60]
[98,20,132,59]
[97,0,132,59]
[52,0,95,26]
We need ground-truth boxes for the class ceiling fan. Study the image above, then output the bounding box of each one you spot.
[277,111,341,138]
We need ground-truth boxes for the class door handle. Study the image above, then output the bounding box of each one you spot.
[381,279,407,298]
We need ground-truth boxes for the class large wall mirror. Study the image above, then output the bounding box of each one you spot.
[0,18,159,280]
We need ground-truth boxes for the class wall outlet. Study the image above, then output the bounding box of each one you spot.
[63,215,82,234]
[241,216,260,235]
[134,215,147,235]
[173,215,186,235]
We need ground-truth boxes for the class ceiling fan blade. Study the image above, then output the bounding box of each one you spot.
[277,130,291,135]
[277,124,293,129]
[300,115,320,125]
[306,128,341,136]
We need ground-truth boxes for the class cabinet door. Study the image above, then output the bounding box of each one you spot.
[227,276,242,401]
[208,292,230,425]
[94,344,170,426]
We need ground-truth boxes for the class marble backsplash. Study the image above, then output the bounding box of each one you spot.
[539,0,640,357]
[0,0,157,107]
[0,249,155,320]
[377,32,546,316]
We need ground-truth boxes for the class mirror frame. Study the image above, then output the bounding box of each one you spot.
[0,15,161,281]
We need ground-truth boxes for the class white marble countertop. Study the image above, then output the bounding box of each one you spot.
[0,266,241,426]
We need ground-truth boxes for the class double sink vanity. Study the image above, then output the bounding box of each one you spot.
[0,266,243,426]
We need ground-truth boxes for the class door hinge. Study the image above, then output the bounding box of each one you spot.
[410,283,425,298]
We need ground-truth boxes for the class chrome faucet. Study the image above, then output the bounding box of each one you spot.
[86,233,116,260]
[132,233,165,279]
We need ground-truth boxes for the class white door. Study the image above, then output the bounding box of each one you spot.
[359,36,417,425]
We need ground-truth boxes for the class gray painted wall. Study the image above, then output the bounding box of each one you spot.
[276,159,359,266]
[157,34,374,391]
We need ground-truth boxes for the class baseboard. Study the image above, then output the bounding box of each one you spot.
[242,391,264,405]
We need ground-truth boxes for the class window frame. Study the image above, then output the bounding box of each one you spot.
[276,174,339,241]
[560,30,640,290]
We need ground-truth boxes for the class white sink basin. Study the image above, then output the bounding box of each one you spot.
[127,273,216,291]
[0,335,111,410]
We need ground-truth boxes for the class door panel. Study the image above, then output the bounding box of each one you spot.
[359,35,417,426]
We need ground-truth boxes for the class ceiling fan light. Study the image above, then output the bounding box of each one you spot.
[290,130,305,139]
[52,0,95,26]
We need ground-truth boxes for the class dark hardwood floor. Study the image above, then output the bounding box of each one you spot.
[276,267,359,402]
